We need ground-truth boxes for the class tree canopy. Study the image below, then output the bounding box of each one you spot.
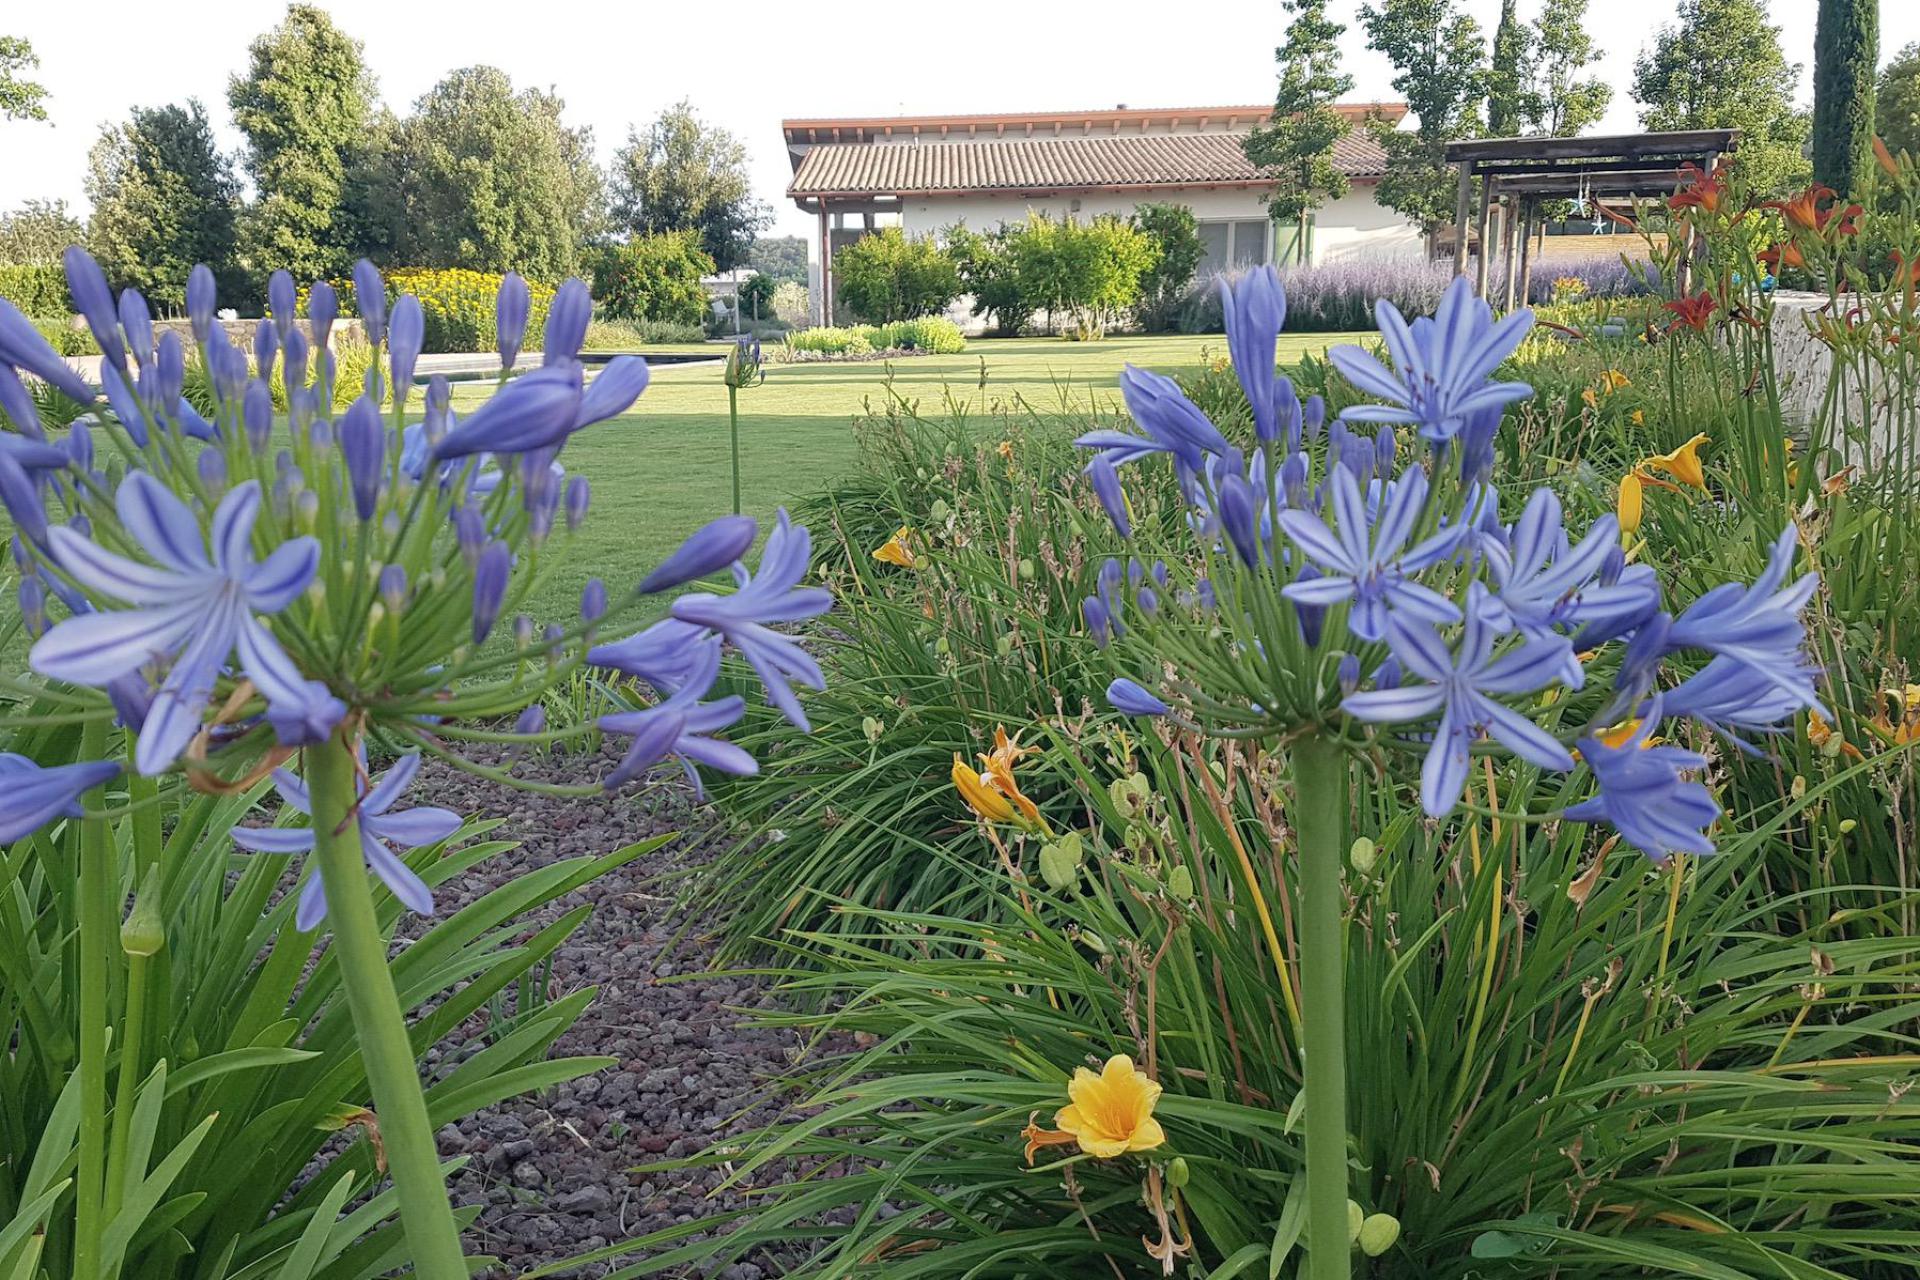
[1811,0,1878,198]
[1359,0,1488,232]
[1244,0,1354,258]
[0,35,48,122]
[609,102,769,272]
[85,101,241,308]
[228,3,377,283]
[1878,42,1920,161]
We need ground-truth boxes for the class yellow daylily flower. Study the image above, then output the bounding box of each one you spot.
[1640,433,1711,489]
[1053,1054,1166,1158]
[1597,368,1631,394]
[1594,717,1644,750]
[872,526,919,569]
[1630,409,1645,426]
[997,439,1015,461]
[952,754,1018,824]
[1617,472,1645,537]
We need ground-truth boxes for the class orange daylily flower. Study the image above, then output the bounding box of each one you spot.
[872,526,920,569]
[1866,685,1920,748]
[1807,711,1866,760]
[1640,433,1711,489]
[1768,184,1837,233]
[1668,162,1728,215]
[953,727,1049,833]
[1025,1054,1166,1161]
[1663,291,1717,334]
[1759,241,1805,273]
[952,755,1019,824]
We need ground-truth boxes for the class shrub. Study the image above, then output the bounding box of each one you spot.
[594,229,715,325]
[0,262,71,316]
[1003,212,1159,339]
[737,270,777,320]
[832,227,961,324]
[777,318,966,359]
[782,325,872,357]
[582,317,705,348]
[946,222,1033,336]
[770,279,810,326]
[1130,202,1203,331]
[383,267,556,354]
[31,315,98,357]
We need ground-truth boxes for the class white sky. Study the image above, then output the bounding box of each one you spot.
[4,1,1915,247]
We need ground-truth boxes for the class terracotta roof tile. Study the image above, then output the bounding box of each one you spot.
[788,130,1390,198]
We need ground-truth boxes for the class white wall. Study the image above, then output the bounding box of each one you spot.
[1310,189,1427,263]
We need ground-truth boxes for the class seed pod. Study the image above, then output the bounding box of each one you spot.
[1358,1213,1401,1257]
[1167,864,1193,899]
[1349,836,1378,874]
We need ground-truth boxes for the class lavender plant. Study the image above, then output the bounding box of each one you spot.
[1080,267,1823,1279]
[0,250,828,1275]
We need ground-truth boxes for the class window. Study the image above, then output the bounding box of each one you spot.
[1231,220,1269,267]
[1198,222,1230,275]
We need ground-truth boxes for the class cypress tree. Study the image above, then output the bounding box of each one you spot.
[1812,0,1878,197]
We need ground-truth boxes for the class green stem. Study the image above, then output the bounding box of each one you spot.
[73,715,113,1280]
[306,732,468,1277]
[1293,734,1351,1280]
[102,954,148,1218]
[728,383,742,515]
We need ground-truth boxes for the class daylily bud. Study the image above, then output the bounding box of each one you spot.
[1358,1213,1401,1257]
[1167,1157,1190,1188]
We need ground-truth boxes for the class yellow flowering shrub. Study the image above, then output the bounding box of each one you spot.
[318,268,557,355]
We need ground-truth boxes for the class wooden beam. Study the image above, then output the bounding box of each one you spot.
[1453,162,1474,276]
[1443,128,1740,164]
[818,202,834,327]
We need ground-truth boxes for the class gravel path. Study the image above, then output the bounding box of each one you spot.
[413,742,811,1277]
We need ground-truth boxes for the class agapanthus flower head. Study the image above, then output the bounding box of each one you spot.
[599,639,755,796]
[1327,276,1533,444]
[0,753,121,843]
[187,263,217,345]
[1077,365,1232,469]
[1278,466,1462,643]
[1564,701,1718,861]
[1219,264,1287,442]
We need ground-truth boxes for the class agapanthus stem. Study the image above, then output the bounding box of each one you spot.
[1293,734,1351,1280]
[73,715,113,1280]
[306,731,468,1277]
[728,383,743,516]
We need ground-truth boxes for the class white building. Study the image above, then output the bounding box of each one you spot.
[782,102,1423,326]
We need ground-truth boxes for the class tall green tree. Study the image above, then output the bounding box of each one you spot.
[1632,0,1810,196]
[0,35,48,121]
[1530,0,1610,136]
[1130,202,1204,330]
[1878,42,1920,160]
[0,200,84,264]
[374,67,602,281]
[1485,0,1532,136]
[1243,0,1353,264]
[228,4,376,282]
[609,102,769,272]
[1359,0,1488,232]
[85,101,240,308]
[1812,0,1878,197]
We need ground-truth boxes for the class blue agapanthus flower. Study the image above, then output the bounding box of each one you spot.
[1563,704,1719,861]
[1328,276,1535,444]
[0,753,121,843]
[233,751,462,931]
[30,474,328,775]
[1278,466,1462,643]
[599,639,756,794]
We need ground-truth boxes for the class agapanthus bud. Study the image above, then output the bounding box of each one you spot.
[118,289,154,366]
[389,294,423,404]
[307,418,333,452]
[515,704,546,736]
[187,264,217,346]
[0,455,47,544]
[639,514,757,593]
[282,326,308,394]
[380,563,408,613]
[1217,471,1260,567]
[353,260,387,348]
[574,356,650,431]
[1374,425,1396,478]
[1275,375,1302,452]
[422,374,451,446]
[1106,677,1169,717]
[514,613,534,648]
[1082,595,1112,648]
[543,278,591,365]
[1136,585,1159,616]
[63,246,124,371]
[1087,453,1130,537]
[268,270,296,339]
[308,280,338,353]
[497,272,530,369]
[152,333,184,409]
[580,578,608,624]
[339,396,384,521]
[471,542,511,645]
[197,448,227,495]
[1599,543,1625,587]
[1293,565,1326,647]
[565,475,591,530]
[98,364,144,445]
[1303,393,1326,441]
[453,505,485,565]
[253,320,278,383]
[68,513,90,538]
[1281,453,1309,508]
[0,366,39,440]
[1338,653,1361,696]
[295,488,320,530]
[18,574,45,637]
[434,363,582,461]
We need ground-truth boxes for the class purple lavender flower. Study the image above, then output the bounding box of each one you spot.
[640,515,756,593]
[1219,264,1286,442]
[0,753,121,843]
[1343,591,1576,817]
[1563,704,1718,860]
[1107,678,1170,718]
[1328,276,1533,444]
[232,752,461,931]
[498,272,530,368]
[671,509,830,730]
[1278,466,1462,642]
[543,278,591,365]
[30,475,324,775]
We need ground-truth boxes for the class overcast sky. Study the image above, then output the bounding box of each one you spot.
[4,1,1915,246]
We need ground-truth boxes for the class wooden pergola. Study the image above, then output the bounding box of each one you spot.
[1444,129,1740,308]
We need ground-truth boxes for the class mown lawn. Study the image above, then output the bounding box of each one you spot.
[470,332,1361,625]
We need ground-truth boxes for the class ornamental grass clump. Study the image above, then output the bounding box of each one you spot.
[1079,265,1822,1277]
[0,249,828,1274]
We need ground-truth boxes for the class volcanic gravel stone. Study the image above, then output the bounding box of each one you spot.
[419,742,821,1276]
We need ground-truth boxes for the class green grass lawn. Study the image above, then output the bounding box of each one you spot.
[477,332,1360,625]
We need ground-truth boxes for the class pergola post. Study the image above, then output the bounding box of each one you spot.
[1516,198,1537,308]
[1452,162,1474,276]
[1501,192,1523,311]
[817,202,835,327]
[1473,177,1496,298]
